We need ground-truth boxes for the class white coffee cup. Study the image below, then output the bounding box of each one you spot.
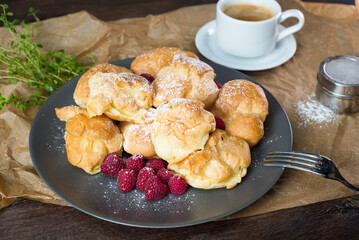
[216,0,305,58]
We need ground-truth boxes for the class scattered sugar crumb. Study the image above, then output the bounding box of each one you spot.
[47,120,66,153]
[251,149,264,169]
[265,135,283,144]
[94,175,196,215]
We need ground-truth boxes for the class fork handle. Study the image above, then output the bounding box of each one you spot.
[332,168,359,194]
[336,178,359,194]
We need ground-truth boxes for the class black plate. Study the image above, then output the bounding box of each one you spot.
[29,58,292,228]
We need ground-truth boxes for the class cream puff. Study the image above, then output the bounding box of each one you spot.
[168,130,251,189]
[130,47,199,78]
[151,98,216,164]
[119,121,156,158]
[152,54,219,108]
[86,72,154,123]
[55,106,123,175]
[210,79,268,147]
[73,63,132,108]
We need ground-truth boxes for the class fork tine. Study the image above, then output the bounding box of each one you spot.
[265,152,321,168]
[264,157,318,169]
[267,151,322,163]
[263,161,326,177]
[264,151,325,176]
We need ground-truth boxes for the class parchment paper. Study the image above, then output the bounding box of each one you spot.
[1,0,358,220]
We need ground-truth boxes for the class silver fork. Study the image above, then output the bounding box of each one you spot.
[263,151,359,194]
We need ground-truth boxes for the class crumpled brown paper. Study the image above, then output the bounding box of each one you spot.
[1,0,358,220]
[295,0,359,22]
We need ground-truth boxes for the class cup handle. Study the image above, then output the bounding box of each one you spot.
[277,9,305,42]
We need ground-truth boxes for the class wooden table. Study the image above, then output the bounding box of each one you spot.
[2,0,359,239]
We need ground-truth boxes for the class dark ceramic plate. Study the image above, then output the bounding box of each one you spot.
[29,58,292,228]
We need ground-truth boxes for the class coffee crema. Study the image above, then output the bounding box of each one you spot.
[223,4,275,21]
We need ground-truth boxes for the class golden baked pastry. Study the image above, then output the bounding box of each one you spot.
[168,130,251,189]
[120,121,156,158]
[55,105,88,121]
[73,63,131,108]
[151,98,216,164]
[135,108,157,125]
[86,72,154,122]
[210,79,268,147]
[55,106,123,175]
[130,47,199,78]
[152,54,219,108]
[119,108,157,158]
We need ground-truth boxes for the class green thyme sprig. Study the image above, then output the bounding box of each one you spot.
[0,4,94,110]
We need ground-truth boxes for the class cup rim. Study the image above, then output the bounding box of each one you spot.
[217,0,282,24]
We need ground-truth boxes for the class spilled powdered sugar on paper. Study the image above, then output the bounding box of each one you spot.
[295,94,338,127]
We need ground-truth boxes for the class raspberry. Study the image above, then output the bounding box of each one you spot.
[126,154,145,172]
[145,158,166,173]
[140,73,155,83]
[168,175,187,195]
[215,116,226,130]
[101,152,125,177]
[145,176,169,200]
[157,168,174,184]
[215,81,222,89]
[117,169,137,192]
[136,167,155,190]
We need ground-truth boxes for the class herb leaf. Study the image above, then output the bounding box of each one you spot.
[0,4,94,110]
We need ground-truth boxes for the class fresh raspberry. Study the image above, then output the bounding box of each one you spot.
[136,167,155,190]
[140,73,155,83]
[215,116,226,130]
[145,176,169,200]
[126,154,145,172]
[145,158,166,173]
[168,175,187,195]
[101,152,125,177]
[117,169,137,192]
[157,168,174,184]
[215,81,222,89]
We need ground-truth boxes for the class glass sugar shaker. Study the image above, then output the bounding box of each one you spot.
[316,55,359,113]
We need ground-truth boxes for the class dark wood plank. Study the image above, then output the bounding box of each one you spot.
[302,0,354,4]
[1,196,359,239]
[5,0,354,24]
[7,0,217,22]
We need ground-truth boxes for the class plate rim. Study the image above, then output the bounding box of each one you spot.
[29,58,292,228]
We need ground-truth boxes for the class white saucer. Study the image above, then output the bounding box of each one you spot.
[195,20,297,71]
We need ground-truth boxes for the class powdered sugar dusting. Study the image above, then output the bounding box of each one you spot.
[295,94,338,127]
[215,79,265,114]
[153,72,187,103]
[95,175,196,215]
[47,119,66,153]
[119,72,154,94]
[136,108,157,124]
[153,55,218,106]
[157,98,204,121]
[264,135,283,144]
[172,54,212,73]
[124,124,152,145]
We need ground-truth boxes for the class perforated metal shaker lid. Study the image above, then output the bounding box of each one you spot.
[317,55,359,97]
